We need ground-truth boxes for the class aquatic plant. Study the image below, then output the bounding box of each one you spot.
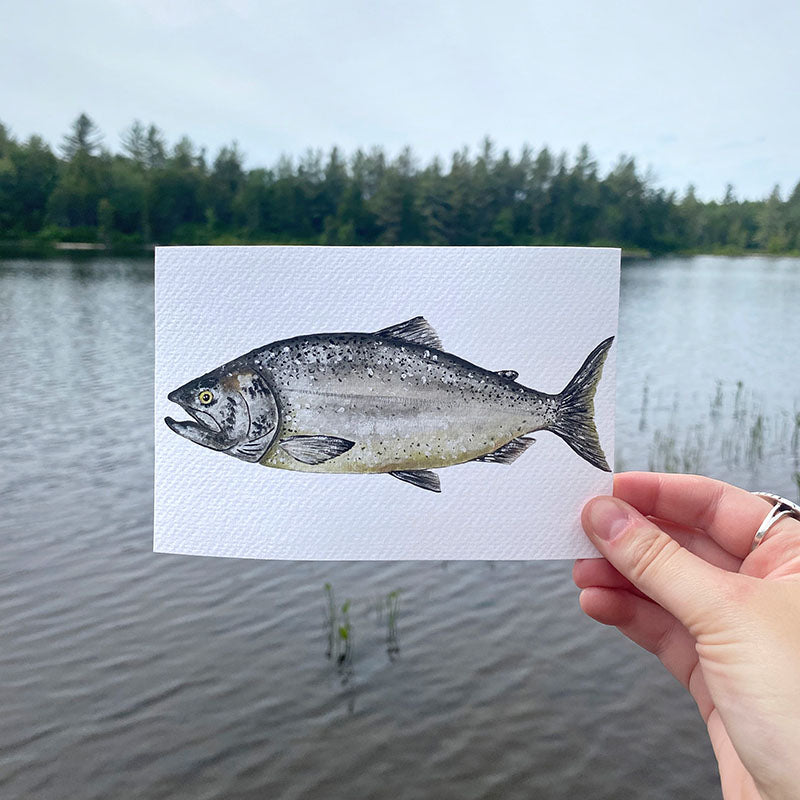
[638,380,799,495]
[323,583,354,682]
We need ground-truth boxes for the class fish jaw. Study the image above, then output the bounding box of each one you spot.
[164,406,231,451]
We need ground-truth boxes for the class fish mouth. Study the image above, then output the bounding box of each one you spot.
[165,406,222,434]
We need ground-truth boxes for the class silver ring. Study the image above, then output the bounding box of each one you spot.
[750,492,800,551]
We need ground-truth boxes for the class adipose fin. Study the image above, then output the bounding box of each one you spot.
[495,370,519,381]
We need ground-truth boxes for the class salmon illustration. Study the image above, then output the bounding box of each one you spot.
[165,317,613,492]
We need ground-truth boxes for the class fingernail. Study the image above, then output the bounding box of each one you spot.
[587,497,631,542]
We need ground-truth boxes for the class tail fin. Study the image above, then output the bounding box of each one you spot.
[549,337,614,472]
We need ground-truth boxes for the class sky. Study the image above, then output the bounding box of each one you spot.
[2,0,798,200]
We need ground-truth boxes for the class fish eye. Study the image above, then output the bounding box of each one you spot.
[198,390,214,405]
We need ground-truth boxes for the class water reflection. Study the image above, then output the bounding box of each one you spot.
[323,583,355,684]
[380,590,401,662]
[0,253,152,283]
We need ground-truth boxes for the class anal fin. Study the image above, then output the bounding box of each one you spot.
[475,436,535,464]
[389,469,441,492]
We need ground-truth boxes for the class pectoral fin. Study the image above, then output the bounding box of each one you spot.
[475,436,535,464]
[279,435,355,465]
[389,469,441,492]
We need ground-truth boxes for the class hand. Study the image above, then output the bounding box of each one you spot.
[573,472,800,800]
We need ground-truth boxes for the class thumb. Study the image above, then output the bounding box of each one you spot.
[582,495,730,630]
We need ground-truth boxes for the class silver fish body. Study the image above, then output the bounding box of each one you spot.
[166,317,613,492]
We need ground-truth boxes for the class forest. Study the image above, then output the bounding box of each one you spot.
[1,113,799,254]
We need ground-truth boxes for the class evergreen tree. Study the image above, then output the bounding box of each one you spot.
[60,113,102,158]
[121,120,148,165]
[756,185,787,253]
[10,135,59,233]
[0,113,797,254]
[145,125,167,170]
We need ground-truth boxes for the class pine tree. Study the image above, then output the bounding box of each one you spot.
[60,113,102,159]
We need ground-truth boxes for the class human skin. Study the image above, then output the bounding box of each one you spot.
[573,472,800,800]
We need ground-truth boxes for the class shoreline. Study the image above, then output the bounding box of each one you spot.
[0,240,798,260]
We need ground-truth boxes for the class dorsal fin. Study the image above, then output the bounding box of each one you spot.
[496,370,519,381]
[375,316,442,349]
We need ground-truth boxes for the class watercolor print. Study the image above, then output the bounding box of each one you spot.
[165,316,614,493]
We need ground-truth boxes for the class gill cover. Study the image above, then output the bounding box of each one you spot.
[222,369,280,461]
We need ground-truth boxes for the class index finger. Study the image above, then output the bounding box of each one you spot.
[613,472,774,559]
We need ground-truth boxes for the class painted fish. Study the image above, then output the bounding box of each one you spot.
[165,317,613,492]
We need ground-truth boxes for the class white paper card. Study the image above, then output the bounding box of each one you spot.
[154,246,619,560]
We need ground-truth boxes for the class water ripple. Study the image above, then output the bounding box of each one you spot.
[5,256,792,799]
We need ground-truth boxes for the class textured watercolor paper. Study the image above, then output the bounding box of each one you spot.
[154,246,619,560]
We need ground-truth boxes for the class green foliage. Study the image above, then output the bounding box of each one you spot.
[0,132,59,234]
[1,114,800,253]
[60,113,102,159]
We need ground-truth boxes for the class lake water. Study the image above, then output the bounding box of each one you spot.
[1,254,798,800]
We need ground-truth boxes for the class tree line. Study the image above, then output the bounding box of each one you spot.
[1,113,799,254]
